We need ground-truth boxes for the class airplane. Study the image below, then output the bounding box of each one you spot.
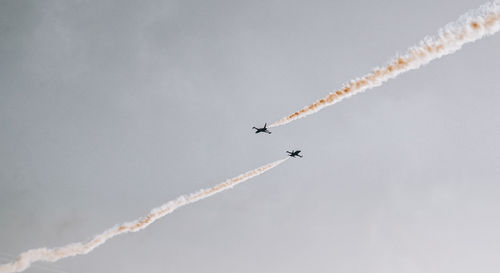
[286,150,303,158]
[252,123,271,134]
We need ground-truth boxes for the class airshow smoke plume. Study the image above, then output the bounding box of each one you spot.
[0,158,288,273]
[270,1,500,127]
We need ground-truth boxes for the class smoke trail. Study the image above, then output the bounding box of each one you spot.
[0,255,68,273]
[0,158,288,273]
[270,1,500,127]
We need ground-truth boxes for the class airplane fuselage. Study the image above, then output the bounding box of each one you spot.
[287,150,302,158]
[253,125,271,134]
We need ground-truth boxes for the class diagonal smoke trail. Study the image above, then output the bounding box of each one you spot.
[270,1,500,128]
[0,255,69,273]
[0,158,288,273]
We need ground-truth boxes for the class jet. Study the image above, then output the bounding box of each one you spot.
[286,150,303,158]
[252,123,271,134]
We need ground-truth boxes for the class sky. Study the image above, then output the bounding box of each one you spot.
[1,0,500,272]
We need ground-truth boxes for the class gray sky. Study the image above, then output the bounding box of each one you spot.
[1,0,500,272]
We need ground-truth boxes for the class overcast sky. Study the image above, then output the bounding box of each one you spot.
[1,0,500,272]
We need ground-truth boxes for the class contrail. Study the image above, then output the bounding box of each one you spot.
[0,255,69,273]
[0,158,288,273]
[269,1,500,128]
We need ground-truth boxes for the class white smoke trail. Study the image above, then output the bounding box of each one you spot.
[0,158,288,273]
[0,255,69,273]
[270,1,500,127]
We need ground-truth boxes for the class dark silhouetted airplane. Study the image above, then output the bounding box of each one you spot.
[252,123,271,134]
[286,150,302,158]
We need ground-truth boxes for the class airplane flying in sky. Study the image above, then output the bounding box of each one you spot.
[252,123,271,134]
[286,150,302,158]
